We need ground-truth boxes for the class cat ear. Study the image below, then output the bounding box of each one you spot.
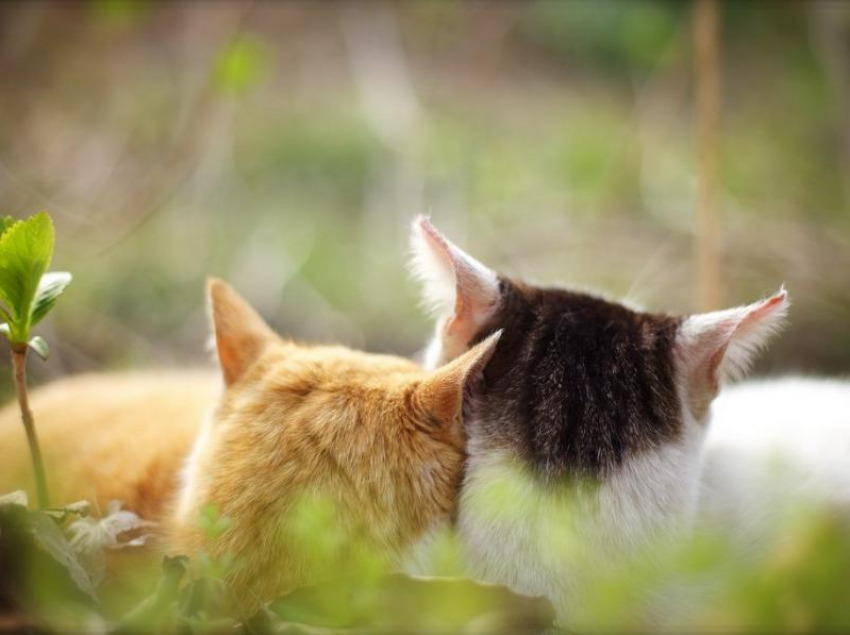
[418,330,502,423]
[207,278,278,386]
[676,288,789,416]
[410,216,501,360]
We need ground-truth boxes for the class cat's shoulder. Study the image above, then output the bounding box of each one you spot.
[706,376,850,464]
[711,377,850,433]
[718,376,850,400]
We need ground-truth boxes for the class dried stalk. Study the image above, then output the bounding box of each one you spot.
[694,0,724,311]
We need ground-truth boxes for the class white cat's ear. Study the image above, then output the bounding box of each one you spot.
[676,288,789,416]
[207,278,278,386]
[418,330,502,423]
[410,216,501,361]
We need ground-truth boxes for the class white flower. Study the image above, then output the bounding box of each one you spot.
[0,490,28,508]
[67,500,157,584]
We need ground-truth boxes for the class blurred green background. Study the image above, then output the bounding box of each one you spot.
[0,0,848,390]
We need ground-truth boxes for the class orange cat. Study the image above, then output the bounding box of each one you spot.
[169,280,500,612]
[0,371,214,522]
[0,280,498,612]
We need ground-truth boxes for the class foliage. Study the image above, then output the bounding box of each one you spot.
[4,476,850,632]
[520,0,685,72]
[0,213,71,359]
[0,493,162,630]
[214,36,271,96]
[0,212,72,511]
[0,2,847,631]
[0,494,556,632]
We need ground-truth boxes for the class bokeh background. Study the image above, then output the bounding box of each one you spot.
[1,0,848,391]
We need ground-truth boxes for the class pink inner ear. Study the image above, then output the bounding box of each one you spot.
[738,289,787,331]
[417,217,457,272]
[678,288,789,418]
[416,217,496,339]
[702,292,786,373]
[416,218,469,328]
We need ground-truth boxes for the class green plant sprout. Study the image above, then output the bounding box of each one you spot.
[0,213,72,509]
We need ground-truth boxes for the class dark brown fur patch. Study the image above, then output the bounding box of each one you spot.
[468,278,683,482]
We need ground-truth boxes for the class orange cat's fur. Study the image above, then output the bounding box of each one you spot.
[0,371,214,521]
[169,280,500,612]
[0,280,499,611]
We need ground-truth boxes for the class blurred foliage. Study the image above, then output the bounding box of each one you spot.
[520,0,686,72]
[0,491,556,632]
[0,0,846,392]
[85,0,150,25]
[5,472,850,632]
[0,1,848,625]
[214,36,271,96]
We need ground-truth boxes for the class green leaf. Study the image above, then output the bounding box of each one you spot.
[0,217,15,324]
[28,335,49,360]
[0,213,54,341]
[31,271,72,326]
[0,216,15,239]
[29,510,98,601]
[115,556,188,631]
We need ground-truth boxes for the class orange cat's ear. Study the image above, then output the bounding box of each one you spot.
[418,330,502,423]
[207,278,278,386]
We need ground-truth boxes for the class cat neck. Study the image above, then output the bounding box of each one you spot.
[458,407,706,618]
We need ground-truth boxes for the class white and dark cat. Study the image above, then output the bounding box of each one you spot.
[409,216,850,623]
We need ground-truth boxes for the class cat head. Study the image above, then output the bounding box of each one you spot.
[207,277,500,423]
[178,279,501,538]
[410,216,788,479]
[175,279,503,608]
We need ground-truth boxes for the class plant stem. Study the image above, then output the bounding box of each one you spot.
[11,344,49,509]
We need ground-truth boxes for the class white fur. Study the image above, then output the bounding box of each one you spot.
[408,215,498,317]
[458,394,706,623]
[408,223,460,316]
[409,216,500,368]
[175,410,215,523]
[677,289,788,385]
[700,377,850,543]
[408,220,849,624]
[459,322,710,626]
[454,376,850,626]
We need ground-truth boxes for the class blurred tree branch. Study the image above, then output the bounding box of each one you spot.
[693,0,723,311]
[808,1,850,209]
